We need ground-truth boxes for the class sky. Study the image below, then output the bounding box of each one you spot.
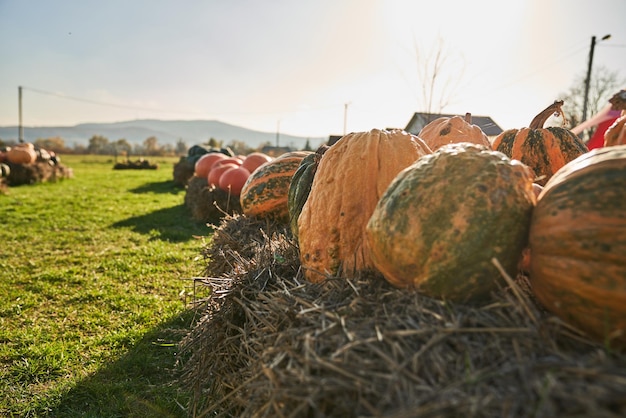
[1,0,625,139]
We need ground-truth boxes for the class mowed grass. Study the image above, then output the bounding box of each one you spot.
[0,155,211,417]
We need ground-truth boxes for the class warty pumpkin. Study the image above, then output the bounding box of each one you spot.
[366,143,536,303]
[6,142,37,165]
[528,145,626,348]
[287,145,328,239]
[418,113,491,151]
[492,101,588,185]
[298,129,432,283]
[239,151,312,222]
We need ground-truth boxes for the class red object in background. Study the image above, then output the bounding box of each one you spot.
[587,110,621,150]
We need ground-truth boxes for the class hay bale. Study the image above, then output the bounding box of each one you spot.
[113,159,158,170]
[179,215,626,418]
[184,176,242,224]
[173,156,195,187]
[6,161,73,186]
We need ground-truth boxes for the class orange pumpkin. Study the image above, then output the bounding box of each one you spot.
[218,166,250,196]
[6,143,37,164]
[241,152,273,174]
[298,129,432,283]
[492,101,588,185]
[418,113,491,151]
[528,145,626,348]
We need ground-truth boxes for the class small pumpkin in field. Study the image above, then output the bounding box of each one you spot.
[492,101,588,185]
[418,112,491,151]
[366,143,536,303]
[287,145,328,239]
[6,142,37,164]
[528,145,626,348]
[240,151,312,222]
[298,129,432,283]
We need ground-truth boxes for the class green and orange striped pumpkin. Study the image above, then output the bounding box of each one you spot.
[492,101,588,185]
[239,151,312,222]
[528,145,626,348]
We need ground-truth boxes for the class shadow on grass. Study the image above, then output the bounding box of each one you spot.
[111,205,210,242]
[45,309,199,418]
[129,180,182,195]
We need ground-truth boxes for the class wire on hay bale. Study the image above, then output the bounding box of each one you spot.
[5,161,73,186]
[178,214,626,418]
[184,176,242,224]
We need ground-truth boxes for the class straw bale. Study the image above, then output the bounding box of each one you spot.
[184,176,242,224]
[6,161,73,186]
[173,156,195,187]
[179,215,626,418]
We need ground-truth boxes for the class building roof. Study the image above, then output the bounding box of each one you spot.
[405,113,504,137]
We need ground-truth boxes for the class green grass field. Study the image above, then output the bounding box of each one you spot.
[0,155,211,417]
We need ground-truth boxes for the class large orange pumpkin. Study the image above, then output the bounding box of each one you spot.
[297,129,432,283]
[239,151,312,222]
[418,113,491,151]
[528,145,626,348]
[366,143,536,302]
[6,143,37,164]
[492,101,588,185]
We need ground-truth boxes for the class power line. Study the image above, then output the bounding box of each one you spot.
[20,86,344,117]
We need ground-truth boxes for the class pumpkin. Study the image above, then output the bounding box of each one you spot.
[218,166,250,196]
[366,143,536,303]
[194,152,228,178]
[528,145,626,347]
[208,163,239,187]
[418,112,491,151]
[242,152,273,174]
[239,151,312,222]
[298,129,432,283]
[604,89,626,147]
[287,145,329,239]
[492,101,588,185]
[6,142,37,165]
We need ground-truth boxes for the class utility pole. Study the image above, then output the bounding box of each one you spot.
[582,34,611,123]
[18,86,24,143]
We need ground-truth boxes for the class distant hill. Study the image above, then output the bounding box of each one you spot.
[0,119,327,149]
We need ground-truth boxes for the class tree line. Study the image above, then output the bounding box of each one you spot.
[0,135,315,157]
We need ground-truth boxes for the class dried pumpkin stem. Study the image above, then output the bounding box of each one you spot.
[529,100,564,129]
[464,113,472,124]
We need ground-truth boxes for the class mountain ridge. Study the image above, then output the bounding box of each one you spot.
[0,119,328,149]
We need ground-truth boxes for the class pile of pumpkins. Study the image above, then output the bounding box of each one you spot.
[0,142,60,179]
[192,151,275,196]
[234,99,626,349]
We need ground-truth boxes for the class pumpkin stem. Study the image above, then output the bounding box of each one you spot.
[529,100,564,129]
[464,113,472,124]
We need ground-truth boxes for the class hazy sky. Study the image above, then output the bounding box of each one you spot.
[1,0,625,138]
